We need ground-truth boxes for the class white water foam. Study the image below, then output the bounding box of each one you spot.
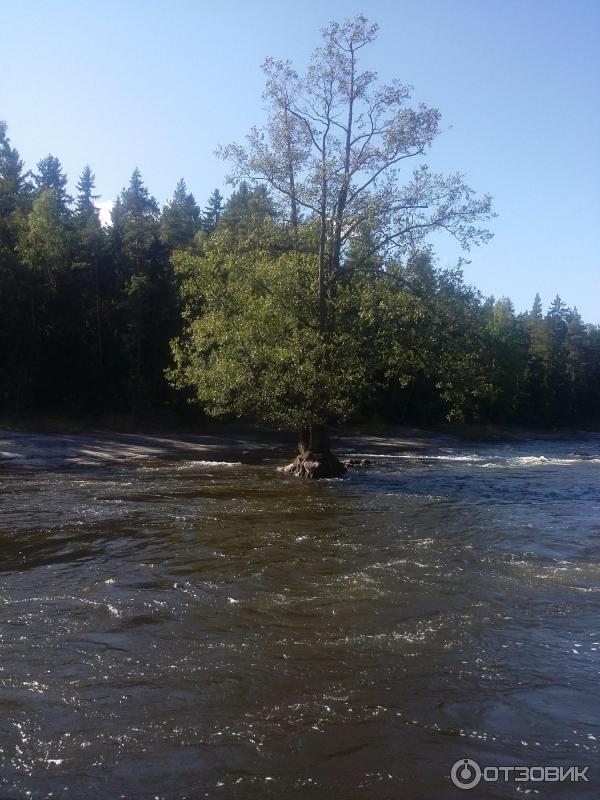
[349,452,600,467]
[175,460,242,469]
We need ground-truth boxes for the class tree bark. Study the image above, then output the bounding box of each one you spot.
[278,424,347,479]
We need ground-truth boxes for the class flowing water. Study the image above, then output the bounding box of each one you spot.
[1,438,599,798]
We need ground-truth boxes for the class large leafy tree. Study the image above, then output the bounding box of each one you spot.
[170,222,422,431]
[174,15,495,475]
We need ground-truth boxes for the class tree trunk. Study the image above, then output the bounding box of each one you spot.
[278,424,347,479]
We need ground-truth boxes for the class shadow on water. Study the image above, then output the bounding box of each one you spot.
[0,440,599,798]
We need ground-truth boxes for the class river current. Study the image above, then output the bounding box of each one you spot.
[1,438,599,798]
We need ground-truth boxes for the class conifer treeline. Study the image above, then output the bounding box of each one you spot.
[1,122,598,427]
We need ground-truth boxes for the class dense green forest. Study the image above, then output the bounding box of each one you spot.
[1,117,599,430]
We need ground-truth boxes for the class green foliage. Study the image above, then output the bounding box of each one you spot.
[160,179,200,250]
[218,182,275,239]
[75,165,100,221]
[171,225,373,426]
[202,189,224,234]
[34,154,72,212]
[170,231,502,429]
[0,122,30,223]
[110,170,171,407]
[18,190,69,282]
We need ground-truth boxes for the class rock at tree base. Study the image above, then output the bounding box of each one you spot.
[278,450,347,479]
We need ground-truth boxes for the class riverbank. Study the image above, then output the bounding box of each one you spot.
[1,422,597,471]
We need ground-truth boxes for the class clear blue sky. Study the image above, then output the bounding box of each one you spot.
[1,0,599,320]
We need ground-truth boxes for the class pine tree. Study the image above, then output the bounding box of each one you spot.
[160,178,200,249]
[219,182,275,239]
[530,292,543,320]
[34,155,72,213]
[75,165,100,222]
[483,298,529,420]
[112,169,171,406]
[118,168,160,271]
[202,188,224,234]
[0,121,30,223]
[522,294,549,422]
[70,165,107,400]
[564,309,589,419]
[543,295,572,421]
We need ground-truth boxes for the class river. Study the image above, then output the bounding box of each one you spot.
[1,437,599,798]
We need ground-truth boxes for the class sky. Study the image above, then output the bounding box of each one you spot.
[1,0,599,320]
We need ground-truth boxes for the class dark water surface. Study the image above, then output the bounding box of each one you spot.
[1,440,599,798]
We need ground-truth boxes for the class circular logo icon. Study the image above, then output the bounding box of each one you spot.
[451,758,482,789]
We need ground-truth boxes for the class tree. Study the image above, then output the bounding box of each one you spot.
[18,189,69,284]
[70,166,108,401]
[14,189,70,407]
[201,188,224,234]
[0,123,31,414]
[117,168,160,265]
[111,169,160,403]
[160,179,200,250]
[481,298,529,420]
[34,154,72,213]
[0,122,30,223]
[530,292,543,320]
[169,222,431,473]
[219,181,275,239]
[112,168,174,407]
[564,309,590,420]
[175,15,494,475]
[75,165,100,220]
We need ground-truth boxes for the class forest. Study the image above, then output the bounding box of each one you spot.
[0,21,598,437]
[1,118,599,432]
[0,117,598,434]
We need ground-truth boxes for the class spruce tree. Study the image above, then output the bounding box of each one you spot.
[75,165,100,221]
[70,165,107,402]
[530,292,543,320]
[160,179,200,249]
[34,155,72,213]
[113,169,171,407]
[202,188,224,234]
